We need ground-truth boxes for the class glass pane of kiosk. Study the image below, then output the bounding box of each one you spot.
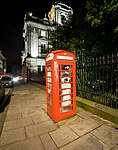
[59,65,73,113]
[47,66,53,110]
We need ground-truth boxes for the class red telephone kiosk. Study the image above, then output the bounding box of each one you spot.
[46,50,76,122]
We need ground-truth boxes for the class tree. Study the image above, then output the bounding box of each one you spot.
[85,0,118,54]
[51,0,118,56]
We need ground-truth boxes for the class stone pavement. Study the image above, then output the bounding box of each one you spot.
[0,82,118,150]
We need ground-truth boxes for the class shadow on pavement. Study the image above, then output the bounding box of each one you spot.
[0,88,14,136]
[0,95,11,113]
[0,87,14,113]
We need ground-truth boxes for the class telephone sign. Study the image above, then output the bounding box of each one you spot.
[46,50,76,122]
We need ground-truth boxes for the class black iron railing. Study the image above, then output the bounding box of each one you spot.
[76,52,118,109]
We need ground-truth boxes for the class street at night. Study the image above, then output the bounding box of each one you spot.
[0,1,118,149]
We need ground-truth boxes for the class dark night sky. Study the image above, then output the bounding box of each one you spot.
[0,0,79,73]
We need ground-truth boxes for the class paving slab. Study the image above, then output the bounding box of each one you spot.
[3,117,33,131]
[22,106,45,118]
[60,133,108,150]
[0,136,45,150]
[0,127,26,146]
[40,133,59,150]
[49,126,79,148]
[8,102,23,110]
[5,112,22,122]
[91,124,118,148]
[68,118,103,137]
[31,113,50,124]
[25,120,58,138]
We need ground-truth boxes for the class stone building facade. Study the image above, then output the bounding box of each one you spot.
[22,2,73,81]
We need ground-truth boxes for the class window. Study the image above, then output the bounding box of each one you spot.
[41,30,46,37]
[61,15,66,24]
[38,65,41,73]
[41,44,46,53]
[42,66,45,73]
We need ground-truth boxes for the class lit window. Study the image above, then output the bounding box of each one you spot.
[41,31,46,37]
